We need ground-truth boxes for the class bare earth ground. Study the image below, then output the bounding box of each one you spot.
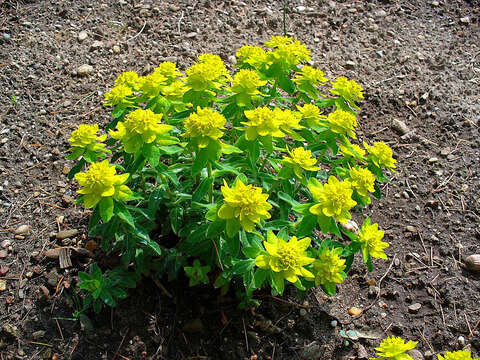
[0,0,479,359]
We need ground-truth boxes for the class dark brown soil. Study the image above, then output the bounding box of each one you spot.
[0,0,479,359]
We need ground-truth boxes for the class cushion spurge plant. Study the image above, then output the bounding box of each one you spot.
[66,35,397,313]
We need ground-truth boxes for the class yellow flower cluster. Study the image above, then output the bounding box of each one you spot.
[242,107,284,140]
[218,179,272,233]
[185,53,230,92]
[229,69,267,106]
[308,176,357,224]
[364,141,397,169]
[358,218,389,261]
[339,140,366,161]
[114,71,139,88]
[438,351,480,360]
[182,107,226,148]
[313,247,346,287]
[326,109,357,138]
[153,61,182,83]
[255,231,314,284]
[274,108,304,134]
[293,66,328,97]
[75,160,131,208]
[348,167,375,203]
[330,77,364,109]
[109,109,173,153]
[297,104,324,128]
[68,124,107,153]
[283,147,320,178]
[266,36,311,67]
[235,45,269,69]
[104,84,133,106]
[373,336,417,360]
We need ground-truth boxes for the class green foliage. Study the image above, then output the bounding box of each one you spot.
[67,35,396,312]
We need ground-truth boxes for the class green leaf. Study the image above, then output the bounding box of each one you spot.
[142,143,160,167]
[192,177,214,202]
[322,282,337,296]
[246,140,260,167]
[192,148,209,176]
[65,148,85,161]
[169,207,183,234]
[254,268,268,288]
[242,246,262,259]
[206,219,225,238]
[221,142,243,154]
[278,192,300,207]
[112,104,127,119]
[278,75,295,94]
[271,271,285,294]
[317,214,334,234]
[98,197,114,222]
[292,202,313,215]
[205,203,220,221]
[277,165,293,179]
[225,232,240,257]
[89,206,101,229]
[100,289,116,308]
[259,135,273,154]
[159,145,183,155]
[232,259,255,275]
[297,214,317,237]
[114,201,135,228]
[67,158,86,180]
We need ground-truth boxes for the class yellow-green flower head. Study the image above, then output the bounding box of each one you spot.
[330,77,364,109]
[313,247,346,286]
[326,109,357,138]
[114,71,139,88]
[135,72,167,98]
[218,179,272,232]
[75,160,131,208]
[273,108,304,133]
[161,80,188,100]
[283,147,320,178]
[104,84,133,106]
[229,69,267,105]
[255,231,315,283]
[373,336,417,360]
[268,38,311,67]
[363,141,397,169]
[242,107,284,141]
[153,61,182,83]
[185,53,229,92]
[438,351,480,360]
[68,124,107,152]
[309,176,357,224]
[293,66,328,87]
[109,109,173,153]
[349,167,375,198]
[297,104,324,128]
[358,218,389,261]
[339,140,366,161]
[235,45,269,69]
[264,36,293,48]
[182,107,226,148]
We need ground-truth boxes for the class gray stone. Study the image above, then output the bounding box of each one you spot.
[345,60,355,69]
[392,119,410,135]
[32,330,46,340]
[406,225,416,233]
[56,229,79,240]
[375,9,387,17]
[460,17,470,24]
[408,303,422,313]
[90,40,103,51]
[77,64,93,76]
[78,30,88,42]
[407,349,424,360]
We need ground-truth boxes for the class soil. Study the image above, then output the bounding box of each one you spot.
[0,0,479,359]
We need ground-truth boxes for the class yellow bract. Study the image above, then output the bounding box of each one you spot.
[229,69,267,106]
[153,61,182,83]
[283,147,320,178]
[218,179,272,233]
[309,176,357,224]
[326,109,357,138]
[330,76,364,109]
[185,53,230,92]
[363,141,397,169]
[266,36,311,67]
[235,45,269,69]
[114,71,139,88]
[109,109,173,153]
[75,160,131,208]
[313,247,346,286]
[339,140,366,161]
[349,167,376,201]
[135,72,167,98]
[68,124,107,152]
[104,84,133,106]
[373,336,417,360]
[255,231,315,283]
[297,103,324,128]
[293,66,328,87]
[438,351,480,360]
[273,108,304,133]
[358,218,389,261]
[242,107,284,140]
[182,107,226,148]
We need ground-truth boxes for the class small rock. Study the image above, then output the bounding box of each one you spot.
[330,320,338,327]
[32,330,46,340]
[406,225,416,233]
[440,148,450,156]
[113,45,121,54]
[0,279,6,291]
[460,17,470,24]
[428,157,439,164]
[90,40,103,51]
[464,255,480,272]
[1,240,12,248]
[431,1,439,6]
[402,191,410,199]
[375,9,387,17]
[185,32,197,39]
[183,319,204,333]
[392,119,410,135]
[424,350,434,360]
[408,303,422,313]
[407,349,424,360]
[457,336,466,347]
[344,60,355,69]
[2,33,11,41]
[299,308,307,317]
[340,219,359,233]
[299,342,322,360]
[357,344,369,359]
[0,250,7,258]
[295,5,306,12]
[47,269,59,288]
[14,224,30,235]
[78,30,88,42]
[168,4,181,11]
[0,265,9,275]
[77,64,94,76]
[348,307,362,316]
[56,229,79,240]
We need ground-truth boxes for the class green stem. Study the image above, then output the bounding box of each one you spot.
[259,156,268,173]
[207,161,213,203]
[283,0,287,36]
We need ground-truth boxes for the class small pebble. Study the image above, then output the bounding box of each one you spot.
[457,336,466,347]
[113,45,121,54]
[299,308,307,317]
[77,64,94,76]
[330,320,338,327]
[348,307,362,316]
[392,119,410,135]
[14,224,30,235]
[56,229,79,240]
[1,240,12,248]
[431,1,439,6]
[78,30,88,42]
[0,265,9,276]
[32,330,46,340]
[345,60,355,69]
[0,250,7,258]
[185,32,197,39]
[428,157,439,164]
[460,16,470,24]
[0,279,6,291]
[407,349,424,360]
[408,303,422,313]
[406,225,416,233]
